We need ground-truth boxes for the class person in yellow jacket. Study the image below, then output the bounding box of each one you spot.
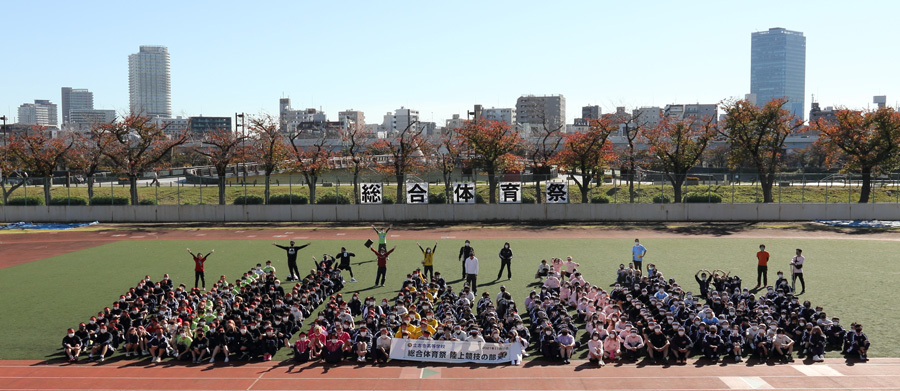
[395,318,423,339]
[417,242,438,280]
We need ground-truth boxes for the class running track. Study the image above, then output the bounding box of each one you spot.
[1,358,899,390]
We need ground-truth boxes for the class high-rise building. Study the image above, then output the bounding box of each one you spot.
[515,95,566,130]
[17,100,58,126]
[481,107,516,124]
[582,105,601,120]
[751,27,806,120]
[68,109,116,131]
[189,116,232,134]
[60,87,94,124]
[382,107,420,134]
[129,45,172,117]
[664,103,718,122]
[279,98,328,133]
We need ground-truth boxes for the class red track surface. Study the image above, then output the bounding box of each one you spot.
[1,358,899,390]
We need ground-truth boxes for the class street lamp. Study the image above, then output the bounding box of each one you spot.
[235,113,245,138]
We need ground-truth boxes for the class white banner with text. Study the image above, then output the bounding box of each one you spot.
[389,339,519,364]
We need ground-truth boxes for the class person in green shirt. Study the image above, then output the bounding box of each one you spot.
[371,224,392,251]
[174,328,193,360]
[262,260,277,275]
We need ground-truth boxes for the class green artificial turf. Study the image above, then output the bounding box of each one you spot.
[1,235,896,360]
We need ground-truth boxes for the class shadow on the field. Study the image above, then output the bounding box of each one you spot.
[653,222,758,237]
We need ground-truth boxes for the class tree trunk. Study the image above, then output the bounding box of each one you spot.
[264,172,272,204]
[628,156,636,203]
[859,167,872,203]
[1,182,23,204]
[760,172,775,203]
[352,169,360,204]
[672,173,685,203]
[487,168,496,203]
[129,175,139,205]
[443,173,452,201]
[580,173,590,203]
[43,176,52,205]
[534,178,541,203]
[308,175,318,204]
[395,173,404,203]
[218,174,226,205]
[87,175,95,200]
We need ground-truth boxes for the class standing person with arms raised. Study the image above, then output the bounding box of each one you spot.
[370,245,396,287]
[632,239,647,273]
[458,240,474,280]
[497,242,513,281]
[273,241,311,282]
[371,224,392,251]
[417,242,437,281]
[187,248,214,290]
[756,244,770,288]
[464,249,480,294]
[790,248,805,294]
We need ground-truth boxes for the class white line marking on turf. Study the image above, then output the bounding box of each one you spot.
[441,236,456,239]
[336,233,346,236]
[246,372,265,390]
[246,235,257,238]
[793,364,845,377]
[273,235,287,238]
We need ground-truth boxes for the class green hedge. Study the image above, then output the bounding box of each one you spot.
[49,196,88,206]
[683,192,723,203]
[138,199,157,205]
[268,194,308,205]
[90,196,130,205]
[316,194,351,204]
[652,194,672,204]
[520,193,536,204]
[233,195,264,205]
[382,195,395,204]
[591,195,610,204]
[7,196,44,206]
[428,193,447,204]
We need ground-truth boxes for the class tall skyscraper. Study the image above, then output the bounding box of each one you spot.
[751,27,806,120]
[61,87,94,124]
[128,45,171,117]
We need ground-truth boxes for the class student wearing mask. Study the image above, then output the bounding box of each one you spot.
[190,329,210,363]
[371,224,392,252]
[259,326,280,361]
[186,248,214,290]
[604,330,621,362]
[756,244,770,288]
[632,239,647,272]
[847,323,870,361]
[208,327,230,363]
[556,329,576,364]
[374,328,392,363]
[459,240,474,279]
[272,241,311,282]
[336,247,357,283]
[587,331,605,366]
[773,328,795,362]
[417,242,437,281]
[497,242,513,281]
[670,327,693,365]
[62,328,83,363]
[293,332,314,363]
[621,329,645,361]
[89,324,113,362]
[646,325,670,364]
[147,329,170,363]
[464,250,480,294]
[790,249,805,294]
[808,326,826,362]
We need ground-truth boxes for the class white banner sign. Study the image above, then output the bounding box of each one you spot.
[389,339,518,364]
[452,182,476,204]
[360,183,383,204]
[545,182,569,203]
[498,182,522,204]
[406,182,429,204]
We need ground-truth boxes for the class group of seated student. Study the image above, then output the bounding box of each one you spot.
[62,260,344,363]
[63,257,871,367]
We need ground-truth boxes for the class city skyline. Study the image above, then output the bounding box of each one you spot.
[2,1,898,126]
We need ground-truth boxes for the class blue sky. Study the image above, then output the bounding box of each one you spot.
[2,0,897,125]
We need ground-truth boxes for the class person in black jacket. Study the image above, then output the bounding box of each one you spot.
[497,242,513,281]
[670,326,693,365]
[62,328,83,362]
[89,325,113,362]
[273,241,311,281]
[336,247,357,283]
[458,240,473,279]
[208,327,230,363]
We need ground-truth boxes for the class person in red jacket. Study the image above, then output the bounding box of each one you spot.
[370,246,396,287]
[186,248,214,290]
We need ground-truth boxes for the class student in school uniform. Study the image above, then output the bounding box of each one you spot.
[701,325,724,362]
[497,242,513,281]
[89,325,113,362]
[374,328,392,364]
[846,323,870,361]
[772,328,795,362]
[646,325,670,364]
[604,330,621,363]
[556,329,576,364]
[62,328,83,362]
[208,327,230,363]
[670,326,693,365]
[587,331,605,366]
[259,326,280,361]
[790,249,806,294]
[190,329,210,363]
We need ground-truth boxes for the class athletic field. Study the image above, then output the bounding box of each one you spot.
[1,223,898,391]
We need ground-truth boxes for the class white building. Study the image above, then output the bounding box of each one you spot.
[515,95,566,132]
[279,98,327,133]
[445,114,465,132]
[68,109,116,131]
[129,45,172,117]
[382,107,420,134]
[151,116,188,137]
[17,100,58,126]
[663,103,718,122]
[481,107,516,124]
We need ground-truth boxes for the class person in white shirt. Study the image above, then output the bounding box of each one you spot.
[465,251,480,294]
[790,249,805,294]
[773,327,795,362]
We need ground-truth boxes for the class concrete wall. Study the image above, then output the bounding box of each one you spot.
[2,203,900,223]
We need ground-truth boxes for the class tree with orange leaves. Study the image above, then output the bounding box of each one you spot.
[288,130,333,204]
[433,130,463,201]
[7,126,74,205]
[101,115,188,205]
[248,114,288,203]
[457,120,523,203]
[719,99,802,203]
[369,121,427,203]
[645,116,717,202]
[193,128,248,205]
[554,118,617,202]
[339,121,371,202]
[812,107,900,203]
[0,141,26,204]
[65,126,112,200]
